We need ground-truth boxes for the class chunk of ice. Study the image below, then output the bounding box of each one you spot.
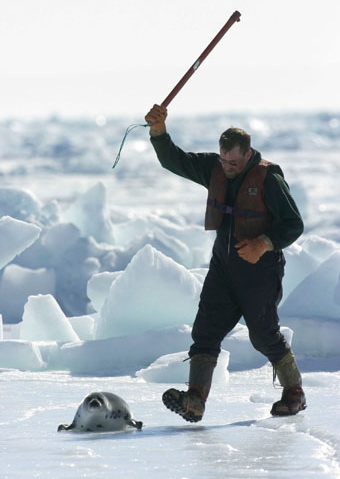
[95,245,202,339]
[0,216,41,270]
[20,294,80,342]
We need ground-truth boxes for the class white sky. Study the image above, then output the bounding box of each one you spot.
[1,0,339,119]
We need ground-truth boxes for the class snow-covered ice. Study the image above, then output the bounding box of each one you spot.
[1,112,340,478]
[1,368,340,479]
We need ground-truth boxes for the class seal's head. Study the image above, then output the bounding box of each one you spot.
[58,392,143,432]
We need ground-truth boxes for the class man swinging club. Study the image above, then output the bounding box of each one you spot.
[145,103,306,422]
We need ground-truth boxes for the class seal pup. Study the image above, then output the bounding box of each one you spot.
[58,391,143,432]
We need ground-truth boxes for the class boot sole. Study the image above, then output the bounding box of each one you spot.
[162,390,203,423]
[271,403,307,416]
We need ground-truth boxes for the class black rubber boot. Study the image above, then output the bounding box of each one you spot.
[271,350,307,416]
[162,354,217,423]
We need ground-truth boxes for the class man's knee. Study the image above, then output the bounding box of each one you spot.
[189,343,220,359]
[248,328,289,363]
[190,318,222,358]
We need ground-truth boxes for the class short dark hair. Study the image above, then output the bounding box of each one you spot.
[219,127,251,155]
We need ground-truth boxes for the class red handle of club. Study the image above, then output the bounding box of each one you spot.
[161,10,241,108]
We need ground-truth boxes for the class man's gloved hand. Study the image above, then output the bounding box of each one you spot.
[235,236,273,264]
[145,104,167,137]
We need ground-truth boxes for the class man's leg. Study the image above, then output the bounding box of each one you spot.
[236,253,306,416]
[163,240,242,422]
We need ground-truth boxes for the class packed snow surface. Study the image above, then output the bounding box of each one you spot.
[1,368,340,479]
[1,113,340,478]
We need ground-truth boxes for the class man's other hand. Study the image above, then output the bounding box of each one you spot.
[235,237,271,264]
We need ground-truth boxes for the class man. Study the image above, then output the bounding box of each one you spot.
[145,104,306,422]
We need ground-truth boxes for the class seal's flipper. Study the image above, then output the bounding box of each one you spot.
[128,419,143,430]
[57,422,75,432]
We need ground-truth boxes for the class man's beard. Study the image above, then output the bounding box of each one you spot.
[223,170,238,179]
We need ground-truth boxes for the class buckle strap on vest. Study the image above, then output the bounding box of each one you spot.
[207,198,269,219]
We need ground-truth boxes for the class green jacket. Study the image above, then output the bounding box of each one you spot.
[150,133,304,250]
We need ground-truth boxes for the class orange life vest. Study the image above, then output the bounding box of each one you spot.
[205,159,283,240]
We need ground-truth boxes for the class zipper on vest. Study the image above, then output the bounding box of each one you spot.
[227,217,233,261]
[227,227,232,259]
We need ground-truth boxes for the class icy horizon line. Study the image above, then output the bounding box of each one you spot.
[1,108,339,124]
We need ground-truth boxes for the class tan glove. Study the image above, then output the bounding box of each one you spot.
[235,236,273,264]
[145,104,167,136]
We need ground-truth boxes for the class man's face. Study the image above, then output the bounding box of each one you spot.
[219,146,252,179]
